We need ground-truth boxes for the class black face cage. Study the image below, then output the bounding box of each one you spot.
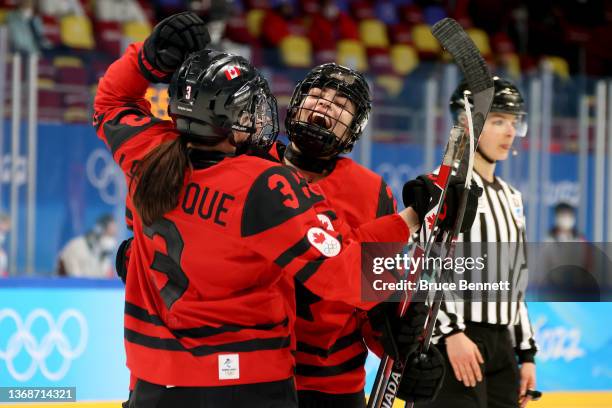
[229,79,279,150]
[286,67,371,157]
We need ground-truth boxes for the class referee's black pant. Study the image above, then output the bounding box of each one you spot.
[415,322,520,408]
[123,377,297,408]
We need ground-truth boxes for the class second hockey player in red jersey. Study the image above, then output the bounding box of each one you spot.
[278,63,447,407]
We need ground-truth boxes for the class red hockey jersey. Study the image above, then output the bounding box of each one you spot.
[294,158,398,394]
[93,43,410,387]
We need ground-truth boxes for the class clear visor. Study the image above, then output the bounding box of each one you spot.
[488,112,528,137]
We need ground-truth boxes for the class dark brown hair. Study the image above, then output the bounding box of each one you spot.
[132,138,190,226]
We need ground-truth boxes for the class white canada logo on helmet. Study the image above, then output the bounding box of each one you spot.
[317,214,334,231]
[224,66,241,80]
[307,227,341,257]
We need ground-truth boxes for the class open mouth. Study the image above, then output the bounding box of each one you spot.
[308,112,332,130]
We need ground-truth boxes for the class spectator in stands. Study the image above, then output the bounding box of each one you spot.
[260,0,304,47]
[547,202,585,242]
[0,212,10,277]
[6,0,49,54]
[307,0,359,60]
[57,214,118,278]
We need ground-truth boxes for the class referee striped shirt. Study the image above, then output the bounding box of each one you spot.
[431,171,538,363]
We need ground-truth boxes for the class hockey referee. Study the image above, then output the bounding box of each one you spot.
[412,77,538,408]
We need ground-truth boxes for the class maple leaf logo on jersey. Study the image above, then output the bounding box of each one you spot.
[307,227,341,257]
[313,232,326,244]
[317,214,334,231]
[225,66,241,80]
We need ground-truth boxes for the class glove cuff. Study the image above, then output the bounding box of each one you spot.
[138,44,172,84]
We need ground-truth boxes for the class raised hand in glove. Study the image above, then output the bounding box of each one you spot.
[368,302,430,361]
[402,174,482,233]
[398,346,446,403]
[139,11,211,83]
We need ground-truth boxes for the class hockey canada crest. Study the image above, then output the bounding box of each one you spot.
[307,227,341,257]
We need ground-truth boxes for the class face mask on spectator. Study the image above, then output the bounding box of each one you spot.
[99,236,117,253]
[323,4,339,19]
[556,214,575,230]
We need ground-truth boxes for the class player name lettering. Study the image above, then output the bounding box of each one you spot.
[181,182,235,227]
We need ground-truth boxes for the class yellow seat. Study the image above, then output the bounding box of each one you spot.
[53,56,84,68]
[279,35,312,68]
[376,75,404,97]
[542,55,570,79]
[390,44,419,75]
[500,52,521,79]
[359,19,389,48]
[411,24,440,55]
[0,8,9,24]
[466,27,491,57]
[146,86,171,120]
[64,107,90,123]
[60,14,94,50]
[123,21,151,43]
[337,39,368,72]
[246,9,265,38]
[38,78,55,90]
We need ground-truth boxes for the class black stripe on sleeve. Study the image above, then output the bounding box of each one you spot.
[125,328,291,356]
[295,257,325,283]
[294,237,343,283]
[103,107,163,154]
[125,301,289,338]
[173,318,290,339]
[296,329,363,357]
[125,301,165,326]
[295,351,368,377]
[274,237,312,268]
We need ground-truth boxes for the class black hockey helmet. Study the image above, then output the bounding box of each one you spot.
[450,76,527,137]
[169,49,278,149]
[285,63,372,157]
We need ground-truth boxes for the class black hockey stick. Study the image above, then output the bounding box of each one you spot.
[367,18,494,408]
[367,126,467,408]
[405,18,495,408]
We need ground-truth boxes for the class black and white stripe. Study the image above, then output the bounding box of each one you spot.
[431,172,537,357]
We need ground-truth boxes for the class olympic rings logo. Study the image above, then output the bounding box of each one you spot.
[0,309,88,381]
[86,148,127,205]
[375,162,422,205]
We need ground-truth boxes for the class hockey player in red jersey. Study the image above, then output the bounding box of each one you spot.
[279,64,449,407]
[93,12,425,408]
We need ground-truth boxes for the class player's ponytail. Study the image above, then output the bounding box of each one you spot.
[132,138,190,226]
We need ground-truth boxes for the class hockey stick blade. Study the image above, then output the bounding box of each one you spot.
[431,18,494,141]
